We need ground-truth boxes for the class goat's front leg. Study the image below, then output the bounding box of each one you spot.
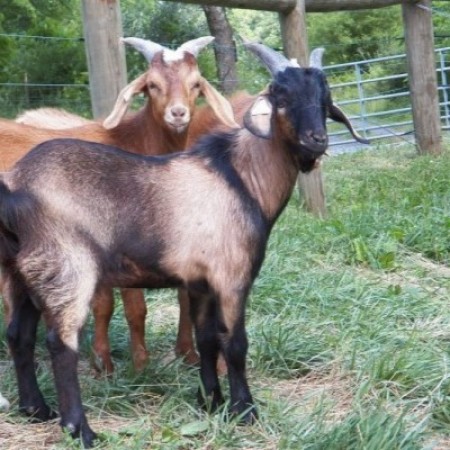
[219,291,257,423]
[176,288,228,375]
[189,291,224,412]
[5,276,55,421]
[92,286,115,374]
[121,288,149,371]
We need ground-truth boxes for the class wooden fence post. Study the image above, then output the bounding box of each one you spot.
[402,0,442,155]
[279,0,327,218]
[81,0,127,119]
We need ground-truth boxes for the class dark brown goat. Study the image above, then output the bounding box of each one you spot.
[0,36,237,374]
[0,42,368,447]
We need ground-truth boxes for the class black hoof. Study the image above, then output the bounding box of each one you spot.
[63,421,98,448]
[20,404,58,422]
[197,387,224,413]
[229,404,258,425]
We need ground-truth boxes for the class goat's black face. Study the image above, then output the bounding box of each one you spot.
[270,67,331,156]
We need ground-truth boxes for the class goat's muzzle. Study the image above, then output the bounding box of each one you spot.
[299,131,328,155]
[165,104,190,133]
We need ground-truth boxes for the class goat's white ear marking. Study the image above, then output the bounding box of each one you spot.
[243,96,273,139]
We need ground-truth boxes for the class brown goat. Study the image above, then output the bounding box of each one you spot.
[0,41,368,447]
[0,36,237,374]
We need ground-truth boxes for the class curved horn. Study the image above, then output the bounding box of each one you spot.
[121,37,166,63]
[328,103,370,145]
[243,39,296,76]
[177,36,215,58]
[309,47,325,69]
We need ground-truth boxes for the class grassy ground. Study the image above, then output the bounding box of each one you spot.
[1,141,450,449]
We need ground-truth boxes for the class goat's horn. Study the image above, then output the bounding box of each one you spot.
[121,37,166,63]
[309,47,325,69]
[177,36,215,58]
[243,39,296,76]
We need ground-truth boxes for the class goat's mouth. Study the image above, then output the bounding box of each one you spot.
[298,135,328,156]
[166,121,189,133]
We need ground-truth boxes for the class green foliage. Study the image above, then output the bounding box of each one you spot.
[307,7,404,64]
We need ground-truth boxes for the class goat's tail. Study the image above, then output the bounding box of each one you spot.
[0,178,23,264]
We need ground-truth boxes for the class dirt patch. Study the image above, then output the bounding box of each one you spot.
[264,365,354,424]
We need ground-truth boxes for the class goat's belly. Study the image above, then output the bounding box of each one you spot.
[104,255,182,289]
[105,270,182,289]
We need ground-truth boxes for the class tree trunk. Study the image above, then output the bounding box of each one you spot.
[81,0,127,119]
[402,0,442,155]
[202,6,238,95]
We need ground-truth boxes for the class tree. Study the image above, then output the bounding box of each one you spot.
[202,6,237,95]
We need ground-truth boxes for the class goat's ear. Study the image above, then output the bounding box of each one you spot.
[200,78,239,129]
[328,103,370,144]
[103,73,148,129]
[243,95,273,139]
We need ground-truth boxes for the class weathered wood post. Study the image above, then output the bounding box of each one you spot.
[81,0,128,119]
[402,0,442,155]
[280,0,327,217]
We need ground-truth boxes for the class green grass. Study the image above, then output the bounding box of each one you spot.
[1,141,450,449]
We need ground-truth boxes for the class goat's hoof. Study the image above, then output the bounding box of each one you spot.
[176,347,200,366]
[63,421,98,449]
[229,404,258,425]
[197,388,224,413]
[132,349,149,372]
[91,352,114,377]
[21,404,58,422]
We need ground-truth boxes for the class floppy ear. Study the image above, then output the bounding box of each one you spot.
[200,78,239,129]
[243,95,273,139]
[103,73,148,129]
[328,103,370,144]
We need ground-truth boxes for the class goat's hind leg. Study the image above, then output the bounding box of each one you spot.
[5,273,56,421]
[45,288,98,448]
[189,287,224,412]
[28,251,99,448]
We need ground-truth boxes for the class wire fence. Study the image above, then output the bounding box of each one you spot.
[324,46,450,149]
[0,34,449,150]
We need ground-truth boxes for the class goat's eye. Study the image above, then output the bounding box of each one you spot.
[277,99,287,109]
[148,82,160,91]
[191,82,201,90]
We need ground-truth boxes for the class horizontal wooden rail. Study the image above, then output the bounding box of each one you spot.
[163,0,402,13]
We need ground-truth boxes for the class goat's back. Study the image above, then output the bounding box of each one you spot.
[5,137,266,290]
[0,119,117,170]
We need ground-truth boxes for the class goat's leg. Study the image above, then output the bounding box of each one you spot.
[176,288,228,375]
[91,286,115,374]
[175,287,198,364]
[219,292,257,423]
[189,291,224,411]
[120,288,149,371]
[46,321,96,448]
[5,276,55,421]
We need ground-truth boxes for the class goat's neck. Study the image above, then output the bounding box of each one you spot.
[114,104,189,155]
[233,131,300,223]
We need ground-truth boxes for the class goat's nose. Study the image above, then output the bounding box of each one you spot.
[311,133,327,146]
[171,106,188,118]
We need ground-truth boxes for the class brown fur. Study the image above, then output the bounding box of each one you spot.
[0,48,236,374]
[0,52,368,445]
